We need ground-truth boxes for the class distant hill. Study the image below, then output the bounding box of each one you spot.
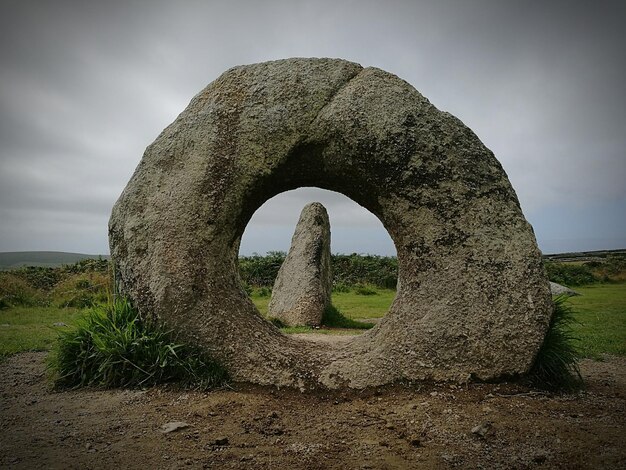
[543,248,626,263]
[0,251,110,270]
[1,248,623,271]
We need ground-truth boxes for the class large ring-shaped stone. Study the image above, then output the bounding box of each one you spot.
[109,58,552,389]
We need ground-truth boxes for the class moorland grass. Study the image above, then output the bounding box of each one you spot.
[48,299,228,389]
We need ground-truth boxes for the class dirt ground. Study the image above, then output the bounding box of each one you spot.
[0,353,624,469]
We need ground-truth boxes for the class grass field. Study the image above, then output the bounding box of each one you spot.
[568,283,626,359]
[250,288,396,334]
[1,284,623,359]
[250,289,396,319]
[0,307,82,358]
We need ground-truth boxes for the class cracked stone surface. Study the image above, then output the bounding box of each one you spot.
[268,202,332,327]
[109,58,552,389]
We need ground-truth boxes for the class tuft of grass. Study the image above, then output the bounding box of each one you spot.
[322,304,374,329]
[267,317,286,328]
[528,296,583,391]
[48,298,228,389]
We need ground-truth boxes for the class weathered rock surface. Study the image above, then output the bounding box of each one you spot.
[109,58,552,389]
[268,202,332,327]
[550,281,580,297]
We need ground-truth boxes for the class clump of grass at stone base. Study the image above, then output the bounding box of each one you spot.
[528,296,583,392]
[48,298,228,390]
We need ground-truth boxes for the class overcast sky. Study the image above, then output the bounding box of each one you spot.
[0,0,624,256]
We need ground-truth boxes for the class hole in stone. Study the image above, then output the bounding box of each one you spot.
[238,187,398,343]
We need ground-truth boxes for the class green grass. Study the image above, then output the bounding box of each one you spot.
[2,284,623,366]
[251,290,392,335]
[49,299,228,389]
[568,283,626,359]
[263,304,377,331]
[529,296,583,391]
[321,304,374,329]
[251,294,270,316]
[251,289,396,320]
[331,289,396,319]
[0,306,82,359]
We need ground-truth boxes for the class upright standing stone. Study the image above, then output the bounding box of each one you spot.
[268,202,332,326]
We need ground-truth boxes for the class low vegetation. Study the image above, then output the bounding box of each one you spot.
[528,296,583,391]
[265,304,374,332]
[239,252,398,289]
[1,254,624,392]
[321,304,374,329]
[48,298,228,389]
[545,254,626,286]
[0,273,41,309]
[0,306,83,358]
[0,258,111,310]
[568,283,626,358]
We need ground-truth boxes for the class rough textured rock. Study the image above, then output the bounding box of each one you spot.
[550,281,580,297]
[268,202,332,327]
[109,58,552,390]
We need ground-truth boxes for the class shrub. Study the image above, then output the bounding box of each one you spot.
[0,273,41,309]
[49,298,228,389]
[332,282,351,293]
[50,272,111,308]
[62,257,110,275]
[241,282,253,296]
[11,266,61,290]
[238,251,286,287]
[528,296,583,391]
[255,286,272,298]
[331,254,398,289]
[238,252,399,289]
[354,284,378,296]
[545,262,598,286]
[321,305,374,329]
[588,255,626,282]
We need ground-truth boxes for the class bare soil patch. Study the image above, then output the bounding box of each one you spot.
[0,353,624,469]
[290,333,355,344]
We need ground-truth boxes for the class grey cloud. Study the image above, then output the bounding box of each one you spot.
[1,0,624,254]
